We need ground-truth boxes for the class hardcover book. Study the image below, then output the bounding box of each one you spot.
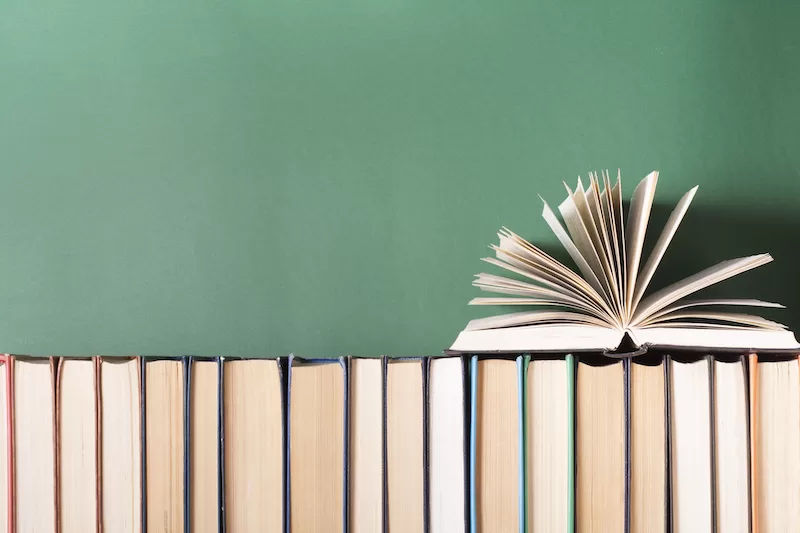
[449,171,799,353]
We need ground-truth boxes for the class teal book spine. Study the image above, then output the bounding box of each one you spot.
[469,356,478,533]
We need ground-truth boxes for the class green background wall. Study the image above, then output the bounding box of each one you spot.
[1,0,798,356]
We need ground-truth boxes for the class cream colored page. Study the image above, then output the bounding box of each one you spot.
[191,363,219,533]
[631,186,697,311]
[290,363,344,533]
[15,361,56,533]
[577,362,624,533]
[540,199,606,299]
[387,361,424,533]
[574,181,615,291]
[59,361,98,533]
[670,360,712,533]
[430,358,466,533]
[624,171,658,309]
[146,361,185,533]
[477,360,519,532]
[630,363,665,533]
[558,193,613,300]
[527,360,568,533]
[225,360,283,533]
[633,254,773,324]
[101,360,141,533]
[351,359,383,533]
[757,360,800,533]
[714,361,749,533]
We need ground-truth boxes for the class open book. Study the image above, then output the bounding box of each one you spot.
[449,171,799,353]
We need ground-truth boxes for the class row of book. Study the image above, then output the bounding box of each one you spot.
[0,353,797,533]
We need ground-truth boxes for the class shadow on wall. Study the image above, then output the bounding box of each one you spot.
[644,200,800,334]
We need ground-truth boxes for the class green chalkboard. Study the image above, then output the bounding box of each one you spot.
[0,0,798,356]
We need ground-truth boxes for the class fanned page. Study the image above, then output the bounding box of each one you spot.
[450,170,799,352]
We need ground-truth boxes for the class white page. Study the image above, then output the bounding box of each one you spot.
[464,310,611,331]
[567,181,616,302]
[624,171,658,312]
[631,186,698,313]
[637,299,783,326]
[632,254,773,324]
[539,200,607,298]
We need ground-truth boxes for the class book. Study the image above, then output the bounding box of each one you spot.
[189,359,219,533]
[449,171,799,353]
[471,356,521,533]
[386,358,425,533]
[526,356,572,533]
[0,356,10,533]
[429,356,466,533]
[57,358,98,533]
[349,357,383,533]
[752,356,800,532]
[99,357,141,533]
[630,357,666,533]
[713,357,750,533]
[144,359,185,533]
[224,358,283,532]
[576,358,624,533]
[669,357,713,532]
[14,357,56,533]
[289,358,345,533]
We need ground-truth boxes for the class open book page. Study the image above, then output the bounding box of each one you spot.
[490,243,592,300]
[638,299,783,326]
[449,323,800,353]
[577,180,616,299]
[540,200,608,307]
[464,311,611,331]
[601,172,625,319]
[454,170,795,353]
[624,171,658,312]
[499,228,608,303]
[643,312,786,330]
[558,186,615,305]
[611,175,627,320]
[585,175,622,316]
[632,254,774,325]
[631,186,698,311]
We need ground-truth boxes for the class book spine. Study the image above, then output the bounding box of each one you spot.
[342,355,350,533]
[94,357,102,533]
[521,355,530,533]
[748,353,758,533]
[381,356,388,533]
[0,356,12,533]
[623,357,631,533]
[516,356,524,533]
[140,357,147,533]
[461,355,470,533]
[51,357,58,533]
[662,355,670,533]
[421,357,429,533]
[566,354,575,533]
[183,358,190,533]
[469,356,477,533]
[707,355,717,533]
[740,354,753,533]
[218,357,226,533]
[665,355,673,533]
